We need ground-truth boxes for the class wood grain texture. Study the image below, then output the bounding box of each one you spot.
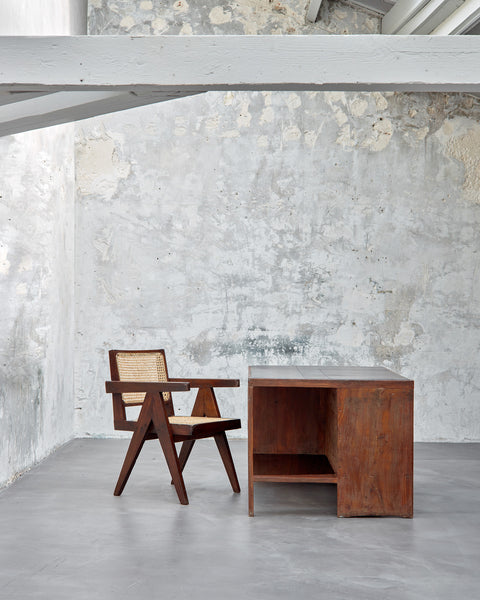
[251,387,327,455]
[336,386,414,517]
[253,454,337,483]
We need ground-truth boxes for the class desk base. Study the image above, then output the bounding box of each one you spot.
[248,368,414,518]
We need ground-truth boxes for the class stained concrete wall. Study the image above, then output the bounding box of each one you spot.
[74,0,480,442]
[0,1,86,487]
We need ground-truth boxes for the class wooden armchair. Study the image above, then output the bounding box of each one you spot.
[105,349,241,505]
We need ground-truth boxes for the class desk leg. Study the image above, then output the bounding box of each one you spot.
[248,384,254,516]
[336,386,414,518]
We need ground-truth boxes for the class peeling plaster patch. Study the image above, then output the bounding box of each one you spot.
[174,116,188,136]
[209,6,232,24]
[373,92,389,111]
[16,283,27,296]
[260,106,274,125]
[237,101,252,128]
[286,93,301,111]
[0,246,11,275]
[232,0,306,35]
[90,0,102,7]
[99,279,117,305]
[333,107,348,126]
[325,92,346,106]
[173,0,189,13]
[394,322,416,346]
[93,229,113,263]
[371,118,393,151]
[18,256,33,272]
[364,17,378,33]
[333,323,365,347]
[336,124,356,149]
[305,128,323,149]
[221,130,240,138]
[140,1,153,9]
[242,20,258,35]
[152,17,168,33]
[119,15,135,30]
[76,134,130,200]
[283,125,301,142]
[416,126,429,141]
[262,92,272,106]
[257,135,269,148]
[205,116,220,131]
[437,118,480,204]
[350,97,368,118]
[179,23,193,35]
[361,118,393,152]
[223,92,234,106]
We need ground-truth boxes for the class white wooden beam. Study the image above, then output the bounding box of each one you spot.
[0,90,197,137]
[348,0,395,16]
[0,91,52,107]
[1,35,480,94]
[306,0,323,22]
[396,0,464,34]
[431,0,480,33]
[382,0,431,33]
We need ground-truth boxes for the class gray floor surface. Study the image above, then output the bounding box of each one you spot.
[0,439,479,599]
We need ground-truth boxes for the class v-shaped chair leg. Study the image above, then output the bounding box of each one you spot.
[178,440,195,472]
[151,393,189,505]
[170,388,207,482]
[214,432,241,493]
[114,399,153,496]
[199,387,241,493]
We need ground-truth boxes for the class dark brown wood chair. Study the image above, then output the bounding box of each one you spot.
[105,349,241,504]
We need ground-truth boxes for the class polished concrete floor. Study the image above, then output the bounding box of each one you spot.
[0,439,479,599]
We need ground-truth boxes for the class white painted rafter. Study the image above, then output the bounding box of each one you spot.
[347,0,395,16]
[432,0,480,33]
[383,0,480,34]
[306,0,323,22]
[1,35,480,136]
[382,0,431,33]
[0,90,198,137]
[396,0,464,34]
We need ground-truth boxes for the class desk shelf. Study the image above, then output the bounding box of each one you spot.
[252,453,337,484]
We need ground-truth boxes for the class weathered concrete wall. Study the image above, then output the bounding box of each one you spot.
[75,1,480,441]
[0,1,84,487]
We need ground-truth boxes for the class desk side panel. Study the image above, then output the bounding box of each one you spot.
[336,385,414,518]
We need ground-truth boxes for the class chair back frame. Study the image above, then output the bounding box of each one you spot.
[109,349,175,426]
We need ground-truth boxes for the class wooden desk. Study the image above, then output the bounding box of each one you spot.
[248,366,413,517]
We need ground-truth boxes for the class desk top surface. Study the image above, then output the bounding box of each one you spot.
[248,365,412,387]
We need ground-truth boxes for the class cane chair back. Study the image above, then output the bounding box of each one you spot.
[114,350,171,405]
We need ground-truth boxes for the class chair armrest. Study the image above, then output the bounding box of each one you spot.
[169,378,240,388]
[105,381,190,394]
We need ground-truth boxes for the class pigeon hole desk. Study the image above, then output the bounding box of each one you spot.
[248,366,414,517]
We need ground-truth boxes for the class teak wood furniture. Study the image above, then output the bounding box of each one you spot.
[248,365,413,517]
[106,349,241,505]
